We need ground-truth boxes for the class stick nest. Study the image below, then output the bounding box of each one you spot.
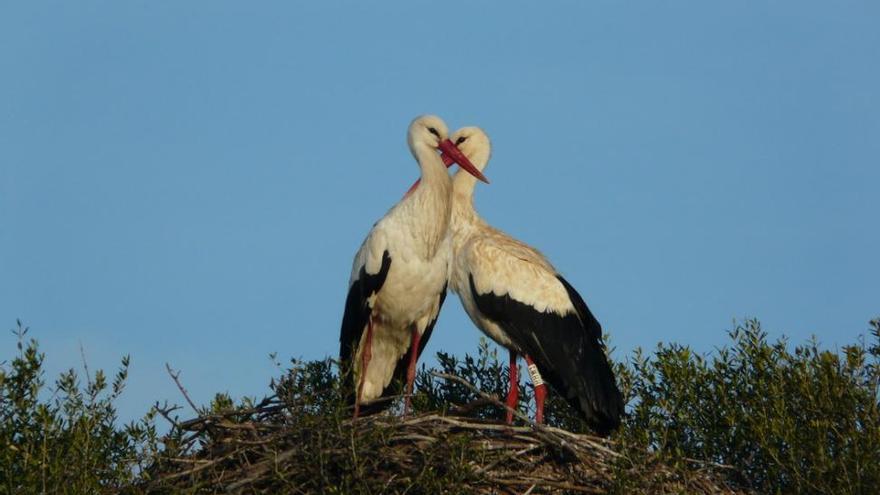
[135,373,745,494]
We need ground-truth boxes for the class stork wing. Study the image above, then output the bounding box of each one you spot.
[465,239,623,435]
[339,248,391,372]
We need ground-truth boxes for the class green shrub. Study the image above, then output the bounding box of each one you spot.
[3,317,878,493]
[0,320,158,495]
[614,318,880,494]
[412,319,879,493]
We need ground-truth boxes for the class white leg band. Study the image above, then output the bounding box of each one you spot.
[527,363,544,387]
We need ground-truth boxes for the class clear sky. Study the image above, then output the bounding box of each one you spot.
[2,1,878,423]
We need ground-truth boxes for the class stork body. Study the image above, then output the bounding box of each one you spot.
[447,128,624,435]
[339,116,487,416]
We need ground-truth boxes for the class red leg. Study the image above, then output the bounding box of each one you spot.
[525,355,547,424]
[506,350,519,424]
[403,325,422,416]
[354,317,374,418]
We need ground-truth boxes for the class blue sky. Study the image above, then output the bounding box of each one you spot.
[2,1,878,422]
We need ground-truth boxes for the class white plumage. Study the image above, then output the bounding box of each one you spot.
[446,127,623,434]
[339,115,488,416]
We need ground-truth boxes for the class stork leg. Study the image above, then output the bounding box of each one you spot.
[354,317,374,419]
[403,325,421,416]
[505,350,519,424]
[525,355,548,424]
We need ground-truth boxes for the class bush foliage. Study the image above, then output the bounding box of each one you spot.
[615,318,880,494]
[1,317,878,493]
[0,321,158,495]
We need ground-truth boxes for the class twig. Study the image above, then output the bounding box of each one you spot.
[153,401,183,428]
[430,372,534,425]
[166,362,201,415]
[476,445,541,475]
[684,456,737,470]
[448,397,497,415]
[79,342,92,386]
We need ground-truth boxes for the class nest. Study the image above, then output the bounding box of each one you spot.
[136,373,745,494]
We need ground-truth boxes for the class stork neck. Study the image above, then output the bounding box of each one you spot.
[397,142,452,259]
[452,169,480,202]
[451,188,479,228]
[413,143,450,186]
[450,172,484,255]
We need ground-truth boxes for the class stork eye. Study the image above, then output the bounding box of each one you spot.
[455,136,468,145]
[427,127,440,137]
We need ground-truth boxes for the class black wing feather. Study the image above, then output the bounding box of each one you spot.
[556,275,603,341]
[339,251,392,408]
[468,274,623,435]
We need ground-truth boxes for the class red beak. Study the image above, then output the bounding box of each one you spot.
[441,153,455,167]
[404,141,488,197]
[438,139,489,184]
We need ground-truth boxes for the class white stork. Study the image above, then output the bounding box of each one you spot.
[445,127,624,435]
[339,115,489,417]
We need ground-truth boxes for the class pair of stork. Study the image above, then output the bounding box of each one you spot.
[339,115,624,435]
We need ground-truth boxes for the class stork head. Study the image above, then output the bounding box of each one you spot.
[407,115,488,184]
[448,127,491,174]
[407,115,450,151]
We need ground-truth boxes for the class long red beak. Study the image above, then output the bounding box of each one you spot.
[438,139,489,184]
[404,141,488,197]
